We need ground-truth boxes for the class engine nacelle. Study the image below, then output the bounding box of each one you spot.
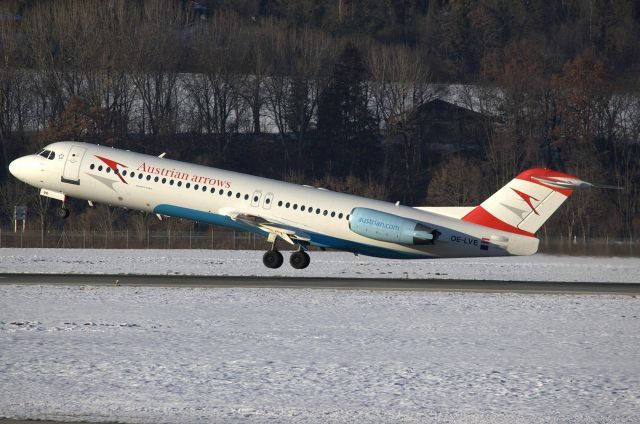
[349,207,440,245]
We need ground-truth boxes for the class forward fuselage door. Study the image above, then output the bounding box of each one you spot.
[61,145,87,185]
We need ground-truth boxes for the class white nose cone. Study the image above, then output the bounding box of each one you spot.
[9,157,21,178]
[8,156,37,184]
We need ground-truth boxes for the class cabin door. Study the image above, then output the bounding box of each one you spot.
[61,146,87,185]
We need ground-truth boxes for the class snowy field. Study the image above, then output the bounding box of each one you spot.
[1,248,640,282]
[1,249,640,423]
[1,284,639,423]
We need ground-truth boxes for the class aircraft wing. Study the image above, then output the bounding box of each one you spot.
[223,210,311,245]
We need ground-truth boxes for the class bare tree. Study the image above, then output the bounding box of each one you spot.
[0,16,26,178]
[184,11,245,153]
[239,20,274,135]
[426,156,484,206]
[126,1,185,136]
[551,55,611,239]
[479,39,556,188]
[21,2,69,130]
[366,43,433,200]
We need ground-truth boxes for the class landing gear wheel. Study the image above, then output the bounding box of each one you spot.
[263,250,284,269]
[289,251,310,269]
[56,207,70,219]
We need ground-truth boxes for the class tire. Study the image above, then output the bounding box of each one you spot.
[56,207,70,219]
[263,250,284,269]
[289,251,310,269]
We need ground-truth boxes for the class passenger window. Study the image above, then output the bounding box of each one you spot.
[202,186,207,192]
[194,184,199,190]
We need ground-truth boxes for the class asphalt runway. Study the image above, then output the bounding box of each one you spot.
[0,273,638,295]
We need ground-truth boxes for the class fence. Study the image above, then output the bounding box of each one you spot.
[0,228,638,256]
[0,228,273,250]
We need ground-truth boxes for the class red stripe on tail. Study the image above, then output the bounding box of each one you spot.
[462,206,535,237]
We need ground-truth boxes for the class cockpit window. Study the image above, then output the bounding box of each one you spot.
[37,149,56,160]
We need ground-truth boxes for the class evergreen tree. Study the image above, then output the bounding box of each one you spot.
[316,43,378,176]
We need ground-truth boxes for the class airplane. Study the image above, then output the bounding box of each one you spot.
[8,140,602,269]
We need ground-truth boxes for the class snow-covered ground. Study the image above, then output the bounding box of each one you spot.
[1,284,639,423]
[1,249,639,423]
[1,248,640,282]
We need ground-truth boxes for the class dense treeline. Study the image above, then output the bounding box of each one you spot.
[0,0,638,240]
[222,0,640,81]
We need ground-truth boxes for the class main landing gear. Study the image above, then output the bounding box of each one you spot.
[263,250,284,269]
[262,236,311,269]
[289,250,310,269]
[262,249,311,269]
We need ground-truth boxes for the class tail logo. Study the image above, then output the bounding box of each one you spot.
[511,188,539,215]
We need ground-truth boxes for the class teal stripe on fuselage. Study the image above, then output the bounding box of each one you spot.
[153,204,429,260]
[153,204,266,235]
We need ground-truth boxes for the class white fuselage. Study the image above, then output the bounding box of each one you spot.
[9,141,539,259]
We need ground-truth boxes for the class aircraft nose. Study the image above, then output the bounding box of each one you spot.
[8,156,35,182]
[9,157,20,177]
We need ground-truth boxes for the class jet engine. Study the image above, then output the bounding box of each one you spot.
[349,207,440,245]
